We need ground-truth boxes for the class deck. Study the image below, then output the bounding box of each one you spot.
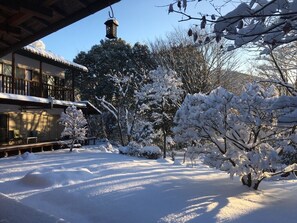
[0,137,97,158]
[0,141,62,158]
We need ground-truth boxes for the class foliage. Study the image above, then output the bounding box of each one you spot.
[59,106,88,152]
[168,0,297,51]
[136,66,184,158]
[173,83,297,189]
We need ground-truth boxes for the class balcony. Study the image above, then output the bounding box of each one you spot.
[0,74,74,101]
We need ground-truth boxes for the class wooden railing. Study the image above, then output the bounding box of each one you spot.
[0,74,73,101]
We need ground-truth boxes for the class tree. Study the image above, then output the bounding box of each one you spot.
[137,66,184,158]
[168,0,297,51]
[59,106,88,152]
[150,28,242,94]
[73,39,155,103]
[173,83,296,189]
[150,31,209,94]
[256,42,297,96]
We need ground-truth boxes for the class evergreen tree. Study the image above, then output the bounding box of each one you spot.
[73,39,155,104]
[137,66,184,158]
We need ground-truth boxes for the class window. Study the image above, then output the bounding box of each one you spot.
[32,71,39,82]
[3,64,12,76]
[25,69,32,80]
[16,67,25,79]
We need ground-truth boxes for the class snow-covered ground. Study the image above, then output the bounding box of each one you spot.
[0,143,296,223]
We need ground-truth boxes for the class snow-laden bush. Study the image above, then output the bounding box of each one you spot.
[119,141,141,156]
[173,83,297,190]
[140,146,162,159]
[119,141,161,159]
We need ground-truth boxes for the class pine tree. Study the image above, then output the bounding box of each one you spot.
[137,66,184,158]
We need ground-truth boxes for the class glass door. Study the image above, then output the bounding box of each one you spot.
[0,114,8,143]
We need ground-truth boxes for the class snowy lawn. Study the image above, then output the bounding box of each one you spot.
[0,146,296,223]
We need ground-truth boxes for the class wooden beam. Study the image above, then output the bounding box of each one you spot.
[19,25,35,35]
[20,6,53,20]
[0,0,121,57]
[0,23,21,35]
[33,16,51,27]
[0,1,54,19]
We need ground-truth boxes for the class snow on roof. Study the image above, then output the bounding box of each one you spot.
[23,42,88,72]
[0,93,50,104]
[0,93,101,114]
[0,93,87,109]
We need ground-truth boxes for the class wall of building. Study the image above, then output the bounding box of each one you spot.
[0,106,64,145]
[0,53,65,79]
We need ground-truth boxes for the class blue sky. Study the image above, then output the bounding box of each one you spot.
[42,0,232,61]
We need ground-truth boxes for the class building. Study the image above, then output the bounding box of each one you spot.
[0,0,120,150]
[0,41,100,146]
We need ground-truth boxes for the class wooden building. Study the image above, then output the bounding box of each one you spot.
[0,0,120,150]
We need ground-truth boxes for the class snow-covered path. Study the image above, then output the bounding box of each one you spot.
[0,149,296,223]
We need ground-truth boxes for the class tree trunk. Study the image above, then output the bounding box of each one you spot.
[241,173,264,190]
[117,107,125,146]
[163,127,167,159]
[69,139,75,152]
[117,119,125,146]
[241,173,252,188]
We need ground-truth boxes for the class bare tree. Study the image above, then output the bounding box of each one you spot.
[150,28,242,94]
[256,42,297,96]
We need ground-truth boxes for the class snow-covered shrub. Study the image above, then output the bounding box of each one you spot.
[59,106,88,152]
[173,83,297,190]
[140,146,162,159]
[119,141,142,156]
[119,141,161,159]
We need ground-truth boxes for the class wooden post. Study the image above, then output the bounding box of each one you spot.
[39,61,43,97]
[11,53,15,94]
[72,69,75,101]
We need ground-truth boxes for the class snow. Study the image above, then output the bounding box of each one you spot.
[23,41,88,72]
[0,92,100,113]
[0,144,296,223]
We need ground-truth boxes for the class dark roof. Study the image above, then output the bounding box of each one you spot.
[0,0,120,57]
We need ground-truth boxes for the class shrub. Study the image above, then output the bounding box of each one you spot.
[140,146,162,159]
[119,141,161,159]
